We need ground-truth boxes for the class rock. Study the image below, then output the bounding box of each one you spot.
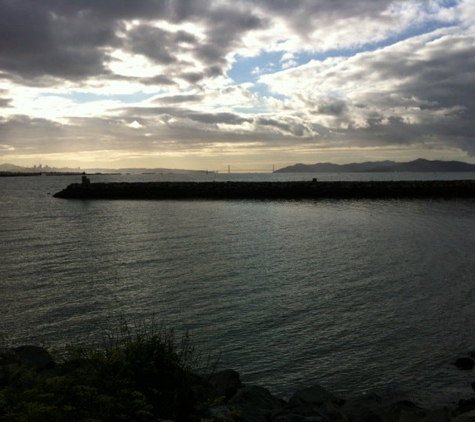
[13,345,55,370]
[271,406,329,422]
[452,410,475,422]
[416,408,452,422]
[0,348,16,382]
[341,394,388,422]
[271,401,349,422]
[342,398,451,422]
[457,398,475,416]
[472,381,475,391]
[318,401,349,422]
[228,385,283,422]
[209,405,234,422]
[396,402,452,422]
[206,369,244,400]
[454,358,475,370]
[0,348,16,364]
[288,384,339,406]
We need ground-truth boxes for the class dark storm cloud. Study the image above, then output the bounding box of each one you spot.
[255,23,475,156]
[196,6,265,61]
[351,35,475,152]
[1,0,390,85]
[254,0,395,42]
[313,97,348,116]
[154,94,203,104]
[0,0,119,80]
[119,105,252,126]
[185,112,253,125]
[126,26,178,65]
[139,75,176,86]
[401,39,475,108]
[0,98,11,108]
[257,117,294,134]
[257,117,308,137]
[0,0,265,85]
[0,115,65,151]
[257,0,393,18]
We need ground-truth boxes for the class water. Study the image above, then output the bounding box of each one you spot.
[2,172,475,407]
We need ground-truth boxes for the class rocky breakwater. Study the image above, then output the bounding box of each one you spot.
[3,346,475,422]
[53,180,475,200]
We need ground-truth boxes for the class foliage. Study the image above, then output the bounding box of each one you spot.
[0,320,215,422]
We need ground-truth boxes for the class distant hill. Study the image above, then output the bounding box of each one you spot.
[276,159,475,173]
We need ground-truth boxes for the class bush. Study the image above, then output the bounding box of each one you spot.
[0,320,214,422]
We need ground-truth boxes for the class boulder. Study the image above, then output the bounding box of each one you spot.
[454,358,475,370]
[271,407,328,422]
[0,347,16,361]
[0,348,18,381]
[13,345,55,370]
[228,385,283,422]
[318,401,349,422]
[415,408,452,422]
[395,401,451,422]
[342,397,451,422]
[209,405,234,422]
[272,400,348,422]
[0,348,16,366]
[456,399,475,417]
[452,410,475,422]
[206,369,244,400]
[341,393,389,422]
[288,384,339,406]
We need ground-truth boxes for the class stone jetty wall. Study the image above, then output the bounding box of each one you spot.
[53,180,475,200]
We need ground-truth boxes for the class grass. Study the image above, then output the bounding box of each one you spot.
[0,319,218,422]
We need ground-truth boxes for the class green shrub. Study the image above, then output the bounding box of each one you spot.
[1,320,214,422]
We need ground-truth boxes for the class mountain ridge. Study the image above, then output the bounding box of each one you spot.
[276,159,475,173]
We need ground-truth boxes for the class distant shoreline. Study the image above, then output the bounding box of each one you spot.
[53,180,475,200]
[0,171,84,177]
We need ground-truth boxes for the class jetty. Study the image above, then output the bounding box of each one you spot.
[53,180,475,200]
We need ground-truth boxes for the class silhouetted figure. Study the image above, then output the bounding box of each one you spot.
[81,172,90,186]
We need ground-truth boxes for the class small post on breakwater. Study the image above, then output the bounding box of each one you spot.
[228,165,231,174]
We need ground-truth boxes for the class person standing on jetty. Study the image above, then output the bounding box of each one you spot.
[81,172,90,186]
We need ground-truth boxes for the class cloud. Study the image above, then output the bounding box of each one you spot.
[0,0,119,82]
[0,98,12,108]
[153,94,203,104]
[257,22,475,154]
[0,0,264,87]
[1,0,474,168]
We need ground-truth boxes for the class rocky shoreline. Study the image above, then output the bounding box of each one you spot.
[2,345,475,421]
[53,180,475,200]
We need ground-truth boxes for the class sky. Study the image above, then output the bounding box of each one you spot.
[1,0,475,171]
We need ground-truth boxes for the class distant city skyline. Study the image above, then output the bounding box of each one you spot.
[1,0,475,171]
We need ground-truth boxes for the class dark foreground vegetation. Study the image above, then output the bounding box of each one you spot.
[3,323,475,422]
[0,323,217,422]
[54,180,475,200]
[0,325,212,422]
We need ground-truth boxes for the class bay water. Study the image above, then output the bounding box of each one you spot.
[2,172,475,407]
